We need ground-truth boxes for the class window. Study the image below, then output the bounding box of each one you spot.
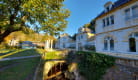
[135,32,138,37]
[128,32,138,52]
[0,9,2,15]
[77,36,79,40]
[134,75,138,80]
[129,38,136,52]
[106,6,110,12]
[110,39,114,50]
[104,40,108,50]
[129,32,138,38]
[125,5,138,20]
[104,37,114,51]
[106,17,110,26]
[132,5,138,18]
[103,15,114,27]
[63,43,65,48]
[125,8,131,20]
[103,19,106,27]
[79,36,80,40]
[110,15,114,24]
[81,35,83,39]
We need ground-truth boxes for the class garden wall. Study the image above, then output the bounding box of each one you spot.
[103,57,138,80]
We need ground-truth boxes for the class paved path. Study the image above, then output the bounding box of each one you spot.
[0,55,41,61]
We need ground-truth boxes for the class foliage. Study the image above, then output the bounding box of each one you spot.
[0,42,7,49]
[2,31,56,48]
[72,33,77,40]
[0,42,20,49]
[77,51,115,80]
[68,46,76,49]
[84,45,96,51]
[43,51,65,60]
[83,19,95,33]
[0,0,70,43]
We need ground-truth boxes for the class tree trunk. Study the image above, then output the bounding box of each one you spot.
[0,30,12,44]
[0,26,22,44]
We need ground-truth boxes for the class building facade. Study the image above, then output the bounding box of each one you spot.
[95,0,138,54]
[76,27,95,51]
[21,41,36,49]
[55,33,76,49]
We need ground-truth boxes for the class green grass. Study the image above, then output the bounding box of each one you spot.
[43,51,65,60]
[0,49,45,59]
[0,49,14,53]
[0,57,40,80]
[0,49,15,56]
[0,60,14,68]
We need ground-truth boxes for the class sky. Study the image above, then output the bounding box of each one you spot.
[63,0,117,36]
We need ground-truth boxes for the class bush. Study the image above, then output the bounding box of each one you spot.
[68,46,75,49]
[84,45,96,51]
[77,51,115,80]
[0,42,8,49]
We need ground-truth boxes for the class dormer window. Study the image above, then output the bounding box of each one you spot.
[104,1,113,12]
[106,6,110,12]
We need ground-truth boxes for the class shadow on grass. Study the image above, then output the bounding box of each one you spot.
[0,57,40,80]
[0,49,44,59]
[0,50,15,56]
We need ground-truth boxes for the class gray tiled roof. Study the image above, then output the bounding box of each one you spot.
[96,0,131,18]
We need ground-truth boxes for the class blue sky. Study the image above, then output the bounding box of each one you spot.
[63,0,116,36]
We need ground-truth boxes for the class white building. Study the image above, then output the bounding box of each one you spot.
[95,0,138,54]
[55,33,76,49]
[76,27,95,51]
[9,38,19,46]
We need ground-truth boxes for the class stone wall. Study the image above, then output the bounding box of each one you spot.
[103,57,138,80]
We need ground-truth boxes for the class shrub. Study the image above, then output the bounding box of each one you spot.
[77,51,115,80]
[84,45,96,51]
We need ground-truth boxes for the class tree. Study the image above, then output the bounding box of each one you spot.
[89,19,95,33]
[0,0,70,43]
[83,19,95,33]
[72,33,77,40]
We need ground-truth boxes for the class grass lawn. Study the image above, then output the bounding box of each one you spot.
[0,49,45,59]
[0,49,15,56]
[0,60,15,68]
[43,51,65,60]
[0,49,14,53]
[0,57,40,80]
